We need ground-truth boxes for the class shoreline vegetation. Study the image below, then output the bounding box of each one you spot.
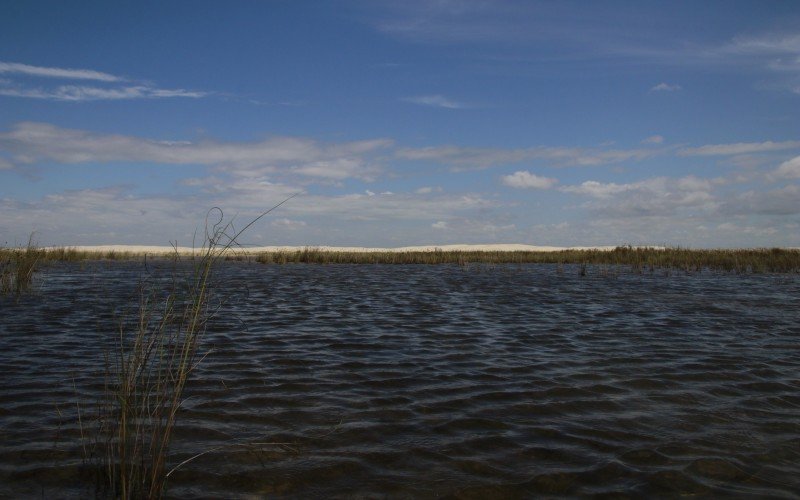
[1,244,800,273]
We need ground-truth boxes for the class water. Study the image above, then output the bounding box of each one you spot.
[1,262,799,498]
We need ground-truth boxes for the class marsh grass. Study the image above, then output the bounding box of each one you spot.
[45,247,145,262]
[252,246,800,273]
[4,243,799,275]
[93,248,216,498]
[86,198,295,499]
[0,235,45,295]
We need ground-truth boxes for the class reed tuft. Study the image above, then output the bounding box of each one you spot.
[86,197,295,499]
[0,234,45,296]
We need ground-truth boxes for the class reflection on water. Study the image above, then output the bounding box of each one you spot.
[1,262,799,498]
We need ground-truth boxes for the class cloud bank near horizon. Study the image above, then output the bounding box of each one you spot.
[1,121,799,248]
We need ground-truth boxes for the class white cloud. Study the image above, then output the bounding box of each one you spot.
[291,158,381,180]
[430,216,516,237]
[91,171,493,225]
[774,155,800,179]
[501,170,558,189]
[415,186,443,194]
[675,175,714,192]
[720,33,800,73]
[679,140,800,156]
[0,176,501,245]
[0,122,392,180]
[0,157,12,170]
[402,94,468,109]
[561,180,633,198]
[716,222,778,236]
[397,144,656,170]
[724,33,800,59]
[0,61,122,81]
[286,192,493,221]
[271,218,307,229]
[707,32,800,93]
[726,154,775,169]
[650,82,682,92]
[560,176,717,217]
[723,185,800,216]
[397,145,525,165]
[641,135,664,144]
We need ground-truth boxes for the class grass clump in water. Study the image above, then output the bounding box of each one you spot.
[94,239,218,497]
[88,199,294,499]
[0,235,45,296]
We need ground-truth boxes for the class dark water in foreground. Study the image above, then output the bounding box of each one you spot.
[1,262,799,498]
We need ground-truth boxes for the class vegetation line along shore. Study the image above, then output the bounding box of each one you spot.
[250,246,800,272]
[2,245,800,274]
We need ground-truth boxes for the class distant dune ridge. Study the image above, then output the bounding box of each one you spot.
[56,244,624,255]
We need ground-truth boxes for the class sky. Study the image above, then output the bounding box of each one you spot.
[1,0,800,248]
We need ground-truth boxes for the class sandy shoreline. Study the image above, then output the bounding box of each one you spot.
[53,244,623,255]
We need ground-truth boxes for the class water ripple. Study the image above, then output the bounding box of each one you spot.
[0,262,799,497]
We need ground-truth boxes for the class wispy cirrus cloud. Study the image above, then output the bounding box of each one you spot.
[678,140,800,156]
[0,60,208,101]
[364,0,800,94]
[641,135,664,144]
[0,85,207,101]
[721,33,800,72]
[402,94,469,109]
[0,61,122,81]
[631,32,800,93]
[370,0,528,44]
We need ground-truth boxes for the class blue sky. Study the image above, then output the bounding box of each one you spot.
[1,0,800,248]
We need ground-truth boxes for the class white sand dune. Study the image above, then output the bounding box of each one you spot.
[57,243,626,255]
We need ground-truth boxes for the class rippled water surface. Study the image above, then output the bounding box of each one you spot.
[1,262,799,498]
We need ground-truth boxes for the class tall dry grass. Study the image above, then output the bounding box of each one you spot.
[4,242,799,275]
[252,246,800,273]
[89,199,295,499]
[95,244,215,497]
[0,234,44,295]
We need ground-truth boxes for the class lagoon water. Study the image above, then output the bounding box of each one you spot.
[1,262,799,498]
